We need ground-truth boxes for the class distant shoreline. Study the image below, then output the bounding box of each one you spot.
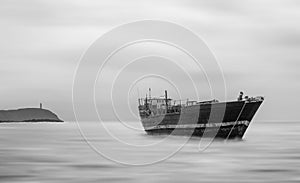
[0,108,63,123]
[0,119,63,123]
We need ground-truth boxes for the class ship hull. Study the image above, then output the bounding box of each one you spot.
[145,121,249,139]
[140,100,263,139]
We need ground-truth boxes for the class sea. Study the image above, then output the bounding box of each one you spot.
[0,121,299,183]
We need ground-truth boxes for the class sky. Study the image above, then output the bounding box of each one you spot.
[0,0,300,121]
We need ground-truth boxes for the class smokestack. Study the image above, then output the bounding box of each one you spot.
[149,88,151,100]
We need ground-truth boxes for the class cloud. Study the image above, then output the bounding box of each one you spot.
[0,0,300,121]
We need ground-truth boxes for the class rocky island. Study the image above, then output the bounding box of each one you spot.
[0,107,63,123]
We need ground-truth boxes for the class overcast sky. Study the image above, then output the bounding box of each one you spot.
[0,0,299,121]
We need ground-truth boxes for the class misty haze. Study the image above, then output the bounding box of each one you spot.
[0,0,300,182]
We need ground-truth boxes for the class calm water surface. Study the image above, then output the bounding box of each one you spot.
[0,121,299,182]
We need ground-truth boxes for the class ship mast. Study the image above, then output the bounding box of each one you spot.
[165,90,168,111]
[137,87,141,106]
[145,94,148,109]
[149,88,151,106]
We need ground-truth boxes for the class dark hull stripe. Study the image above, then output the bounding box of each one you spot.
[144,120,249,130]
[146,124,249,139]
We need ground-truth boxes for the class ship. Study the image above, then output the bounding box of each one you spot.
[138,89,264,139]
